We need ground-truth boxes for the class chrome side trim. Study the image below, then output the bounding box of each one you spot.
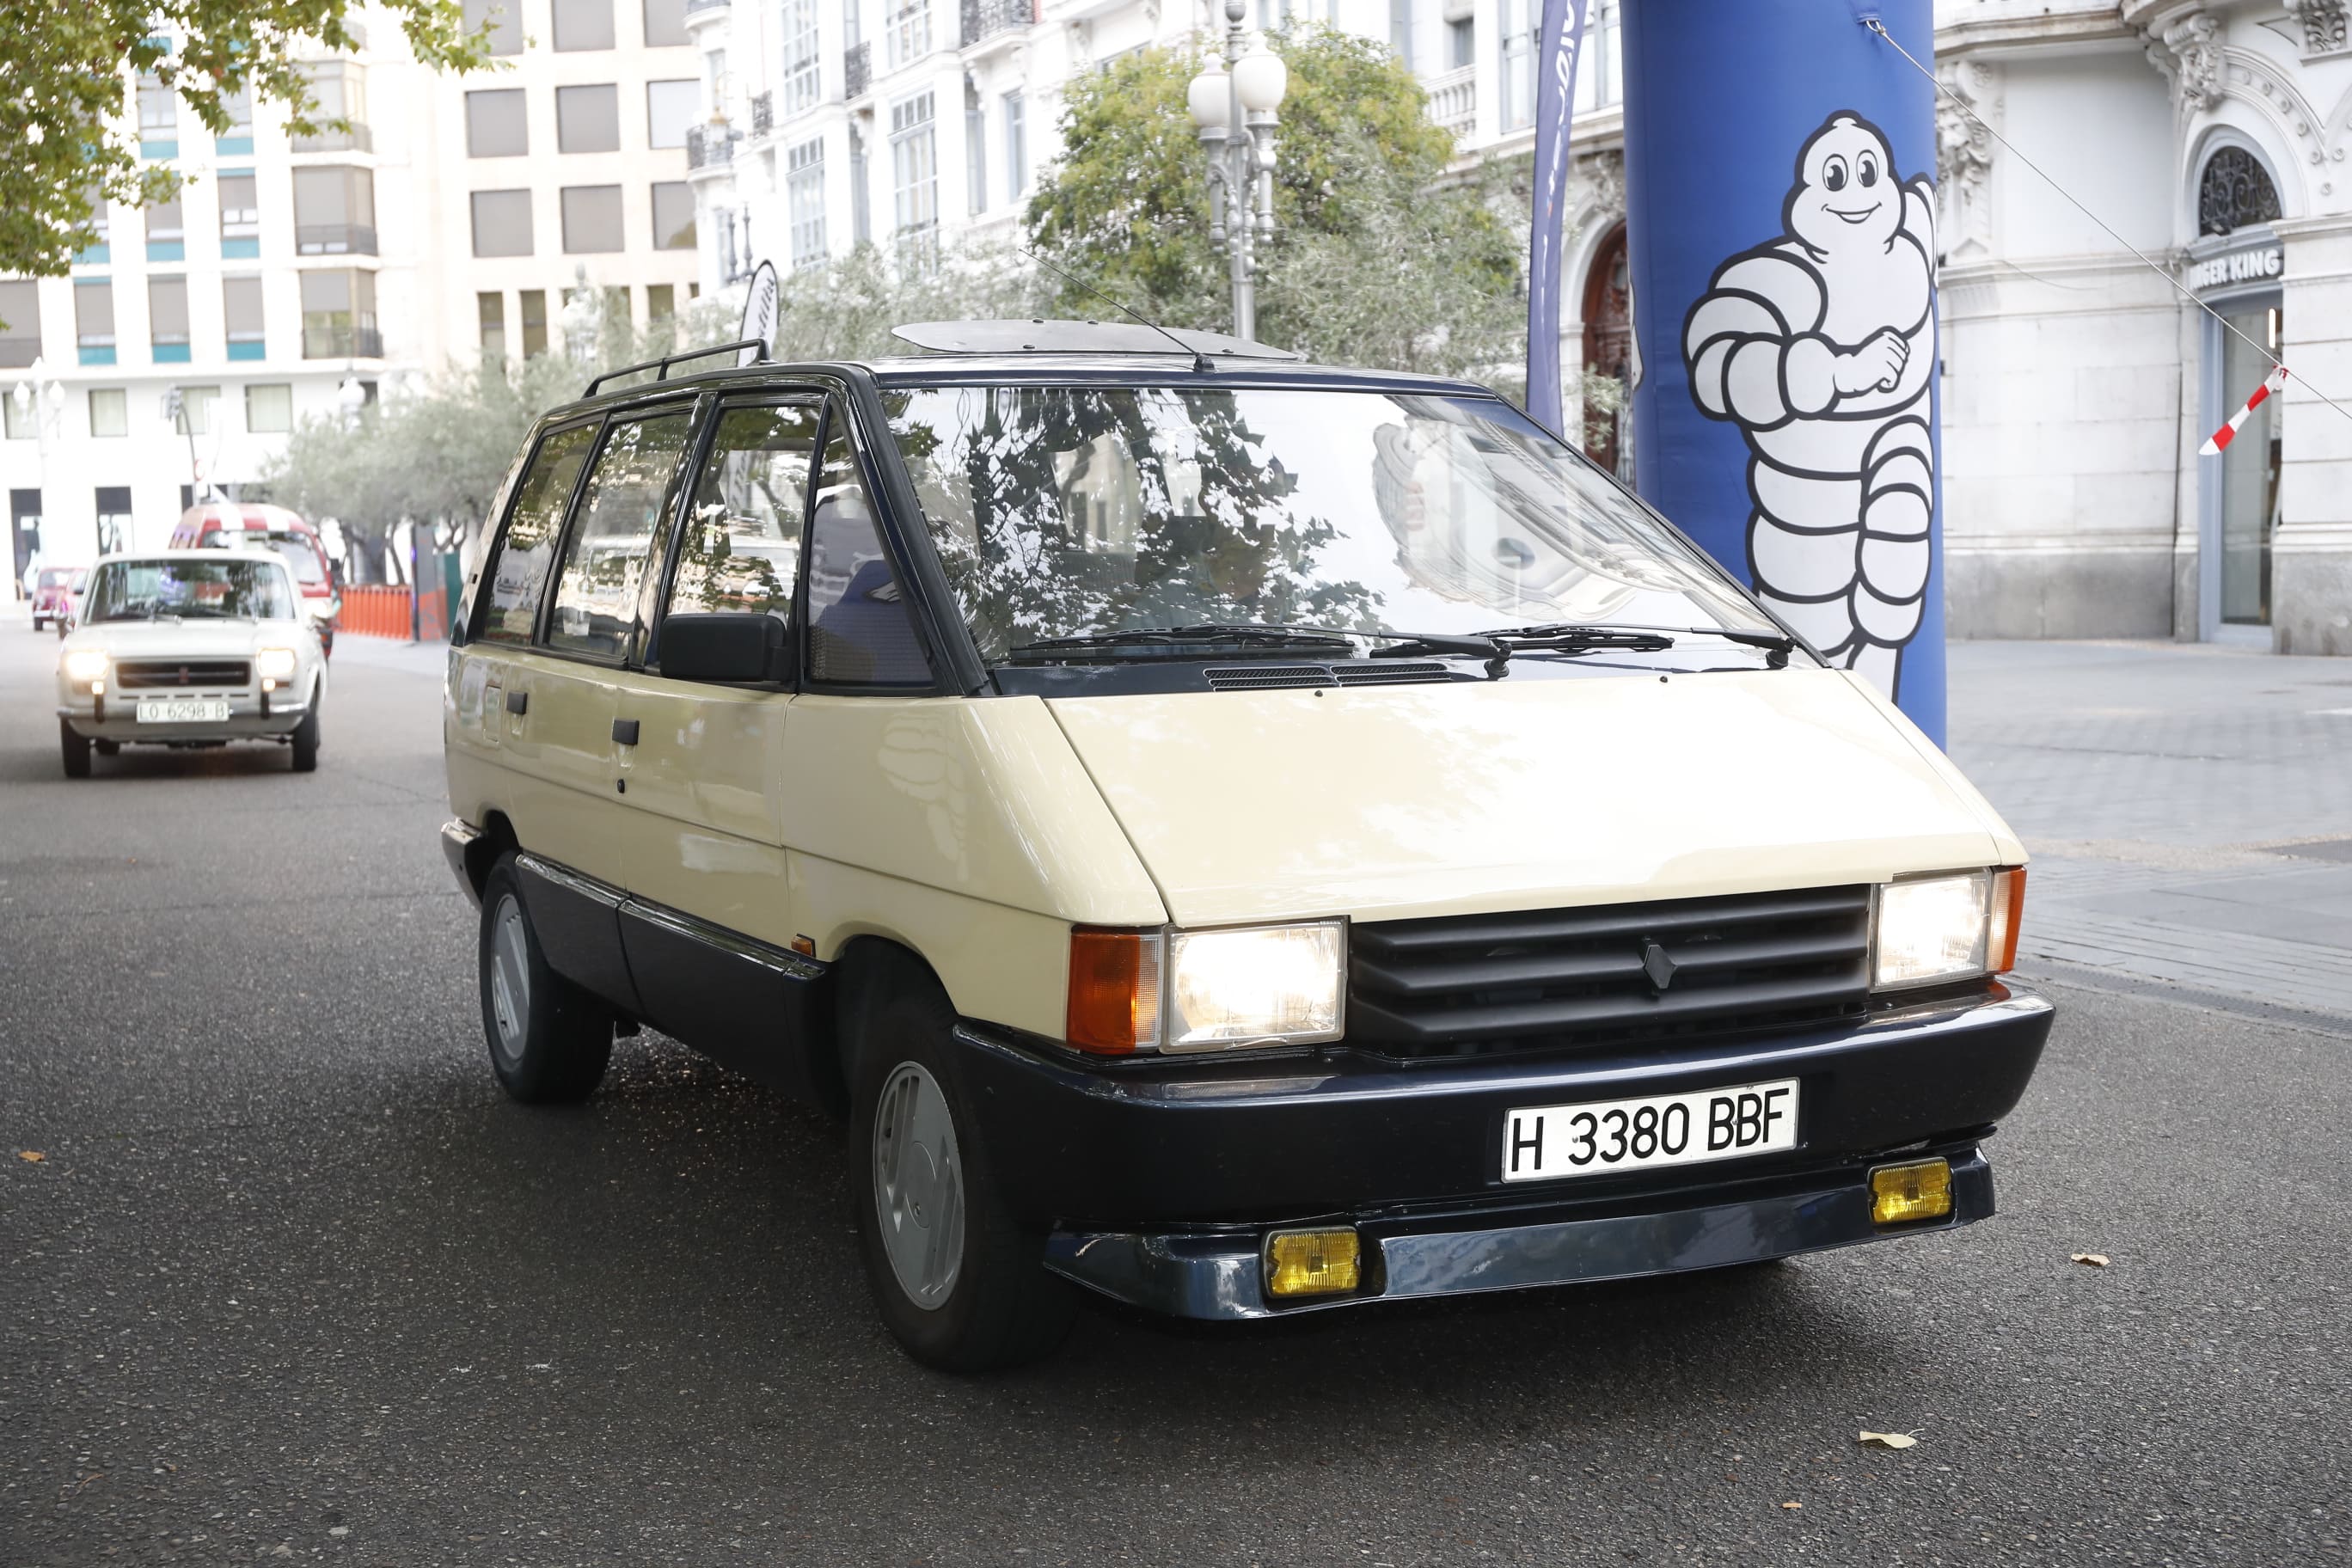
[515,852,623,910]
[619,897,826,983]
[439,819,484,907]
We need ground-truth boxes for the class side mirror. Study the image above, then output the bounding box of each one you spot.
[658,612,793,684]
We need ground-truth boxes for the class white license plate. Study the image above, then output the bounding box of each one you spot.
[1501,1078,1799,1183]
[136,699,232,724]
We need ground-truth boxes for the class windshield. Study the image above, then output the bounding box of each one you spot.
[263,534,329,586]
[883,385,1770,661]
[83,558,297,622]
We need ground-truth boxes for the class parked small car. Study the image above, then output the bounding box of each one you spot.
[56,549,328,775]
[438,322,2053,1370]
[30,567,80,633]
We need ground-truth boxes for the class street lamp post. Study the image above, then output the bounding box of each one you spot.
[1188,0,1289,342]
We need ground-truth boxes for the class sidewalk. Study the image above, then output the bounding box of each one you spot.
[1948,640,2352,1022]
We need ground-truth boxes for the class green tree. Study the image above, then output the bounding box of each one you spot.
[3,1,491,279]
[1025,24,1526,383]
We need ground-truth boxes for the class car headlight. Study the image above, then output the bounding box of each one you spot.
[256,646,300,681]
[63,649,107,683]
[1873,868,2025,990]
[1067,921,1346,1054]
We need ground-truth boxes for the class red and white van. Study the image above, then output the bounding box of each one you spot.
[171,502,340,652]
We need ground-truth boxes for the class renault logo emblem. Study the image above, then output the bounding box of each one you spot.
[1641,939,1677,993]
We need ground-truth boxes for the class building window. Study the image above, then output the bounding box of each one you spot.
[787,138,828,268]
[295,63,371,152]
[217,174,260,238]
[172,385,221,438]
[150,278,192,361]
[965,91,985,215]
[138,75,177,155]
[291,167,377,254]
[94,486,131,553]
[470,189,535,256]
[89,389,128,438]
[1002,91,1026,199]
[0,281,36,367]
[885,0,929,70]
[299,270,379,358]
[557,83,622,152]
[651,181,696,249]
[145,193,185,260]
[246,383,293,434]
[561,186,625,252]
[553,0,616,52]
[782,0,822,113]
[479,291,507,358]
[467,89,529,156]
[850,124,871,244]
[646,80,697,149]
[519,289,549,357]
[1449,17,1473,69]
[1390,0,1414,70]
[890,92,938,266]
[643,0,688,46]
[3,398,33,439]
[463,0,524,56]
[77,184,111,261]
[1498,0,1534,131]
[224,276,265,359]
[647,283,675,322]
[73,281,113,364]
[2198,146,2283,237]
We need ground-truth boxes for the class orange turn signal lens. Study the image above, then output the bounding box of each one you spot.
[1067,928,1161,1055]
[1988,867,2026,974]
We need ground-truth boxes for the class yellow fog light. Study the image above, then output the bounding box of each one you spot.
[1265,1228,1361,1298]
[1870,1160,1954,1226]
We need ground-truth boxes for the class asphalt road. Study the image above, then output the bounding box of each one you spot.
[3,628,2348,1566]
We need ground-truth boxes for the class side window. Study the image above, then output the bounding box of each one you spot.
[478,423,597,643]
[544,410,695,659]
[665,401,818,627]
[805,407,930,686]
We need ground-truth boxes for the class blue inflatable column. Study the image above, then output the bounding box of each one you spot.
[1622,0,1945,744]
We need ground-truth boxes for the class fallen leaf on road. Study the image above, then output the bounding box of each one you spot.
[2072,1253,2110,1267]
[1859,1431,1919,1450]
[1781,1501,1803,1510]
[18,1151,43,1162]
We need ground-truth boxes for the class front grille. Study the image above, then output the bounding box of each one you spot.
[1204,661,1455,692]
[113,658,253,690]
[1349,885,1871,1060]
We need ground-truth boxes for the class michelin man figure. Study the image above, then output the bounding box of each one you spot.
[1681,112,1935,699]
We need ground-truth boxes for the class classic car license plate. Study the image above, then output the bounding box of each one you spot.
[1501,1078,1799,1182]
[136,699,232,724]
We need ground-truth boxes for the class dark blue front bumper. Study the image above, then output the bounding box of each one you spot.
[948,983,2052,1319]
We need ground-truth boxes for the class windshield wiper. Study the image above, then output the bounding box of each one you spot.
[1008,622,1357,658]
[1370,623,1670,677]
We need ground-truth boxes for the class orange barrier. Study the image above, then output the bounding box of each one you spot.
[340,585,414,639]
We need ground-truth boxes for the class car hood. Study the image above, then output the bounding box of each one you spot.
[1044,666,2023,928]
[64,621,292,658]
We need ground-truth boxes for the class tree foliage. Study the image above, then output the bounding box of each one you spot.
[2,0,491,279]
[1026,25,1526,384]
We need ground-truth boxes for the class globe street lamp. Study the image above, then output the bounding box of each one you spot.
[1188,0,1288,341]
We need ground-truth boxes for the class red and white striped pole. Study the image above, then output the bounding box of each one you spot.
[2202,365,2288,456]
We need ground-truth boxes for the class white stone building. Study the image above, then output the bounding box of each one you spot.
[2,0,705,584]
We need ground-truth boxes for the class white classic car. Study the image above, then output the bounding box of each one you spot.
[54,549,328,776]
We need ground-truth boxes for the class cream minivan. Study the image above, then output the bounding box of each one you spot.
[439,322,2052,1370]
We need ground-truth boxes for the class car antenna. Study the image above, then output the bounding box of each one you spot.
[1020,248,1217,373]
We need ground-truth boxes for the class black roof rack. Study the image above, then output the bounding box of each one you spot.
[891,319,1303,360]
[583,338,769,399]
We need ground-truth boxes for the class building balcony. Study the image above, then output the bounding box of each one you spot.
[686,124,741,170]
[292,123,375,154]
[1426,65,1475,144]
[960,0,1032,49]
[303,324,383,360]
[685,0,729,12]
[751,91,773,136]
[843,40,872,100]
[296,224,378,256]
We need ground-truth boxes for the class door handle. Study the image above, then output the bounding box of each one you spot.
[612,718,640,746]
[505,689,529,714]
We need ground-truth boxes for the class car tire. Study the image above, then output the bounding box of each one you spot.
[848,957,1075,1373]
[290,695,321,773]
[31,617,45,633]
[94,739,119,756]
[477,856,613,1105]
[58,719,90,779]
